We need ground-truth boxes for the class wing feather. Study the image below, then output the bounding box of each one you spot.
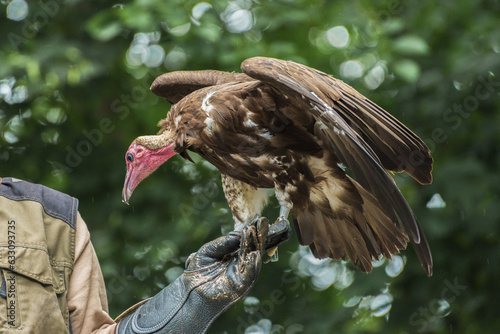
[242,57,432,274]
[150,70,254,104]
[241,57,432,182]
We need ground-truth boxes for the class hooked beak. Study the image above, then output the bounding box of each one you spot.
[122,167,134,205]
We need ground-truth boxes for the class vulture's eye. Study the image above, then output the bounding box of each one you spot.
[126,153,134,162]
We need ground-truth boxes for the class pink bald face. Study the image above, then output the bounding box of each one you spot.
[122,141,177,204]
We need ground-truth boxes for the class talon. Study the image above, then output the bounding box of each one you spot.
[266,246,279,263]
[275,216,288,224]
[267,247,278,258]
[249,214,261,225]
[234,215,289,264]
[185,252,196,269]
[238,225,258,272]
[228,231,241,239]
[239,260,246,273]
[238,227,248,258]
[265,216,291,252]
[255,217,269,250]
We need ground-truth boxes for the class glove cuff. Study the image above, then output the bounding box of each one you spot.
[117,260,240,334]
[117,276,189,334]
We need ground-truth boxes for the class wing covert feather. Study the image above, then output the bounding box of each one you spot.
[151,70,254,104]
[241,57,432,183]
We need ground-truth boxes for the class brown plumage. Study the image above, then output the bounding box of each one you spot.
[123,57,433,275]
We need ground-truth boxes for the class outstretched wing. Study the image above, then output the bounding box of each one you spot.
[242,57,432,275]
[150,70,254,104]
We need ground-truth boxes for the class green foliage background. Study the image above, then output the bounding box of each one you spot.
[1,0,499,333]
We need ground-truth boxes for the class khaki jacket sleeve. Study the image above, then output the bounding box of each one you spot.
[67,213,118,334]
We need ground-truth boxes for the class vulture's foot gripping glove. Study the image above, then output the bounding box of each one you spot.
[117,216,290,334]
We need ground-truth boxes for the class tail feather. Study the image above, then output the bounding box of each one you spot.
[294,175,411,273]
[331,212,373,272]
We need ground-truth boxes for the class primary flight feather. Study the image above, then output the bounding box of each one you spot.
[122,57,433,275]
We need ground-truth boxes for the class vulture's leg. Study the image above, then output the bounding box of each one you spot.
[279,205,290,220]
[221,174,269,231]
[221,174,291,260]
[266,189,294,261]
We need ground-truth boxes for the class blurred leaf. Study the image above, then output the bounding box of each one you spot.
[86,11,123,42]
[393,35,430,55]
[393,59,421,83]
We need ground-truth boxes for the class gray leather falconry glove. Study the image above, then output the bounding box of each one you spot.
[117,216,290,334]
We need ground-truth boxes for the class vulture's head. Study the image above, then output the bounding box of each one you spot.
[122,134,177,204]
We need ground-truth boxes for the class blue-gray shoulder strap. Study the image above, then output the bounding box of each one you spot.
[0,177,78,230]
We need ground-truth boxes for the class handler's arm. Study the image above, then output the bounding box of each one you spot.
[68,214,288,334]
[67,213,117,334]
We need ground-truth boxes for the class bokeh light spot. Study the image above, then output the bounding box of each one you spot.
[370,293,393,317]
[7,0,28,21]
[385,255,405,277]
[192,2,212,21]
[326,26,349,49]
[426,193,446,209]
[364,65,386,90]
[225,9,252,33]
[142,45,165,68]
[243,296,260,314]
[340,60,364,80]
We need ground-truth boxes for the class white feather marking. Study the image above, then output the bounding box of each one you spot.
[243,118,274,138]
[244,119,257,128]
[310,91,335,117]
[333,126,346,136]
[204,117,214,133]
[261,130,273,139]
[270,156,290,167]
[201,90,215,115]
[316,120,329,131]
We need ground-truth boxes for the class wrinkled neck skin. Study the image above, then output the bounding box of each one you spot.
[134,139,177,178]
[145,142,177,166]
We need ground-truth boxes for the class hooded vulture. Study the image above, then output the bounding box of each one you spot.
[122,57,433,275]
